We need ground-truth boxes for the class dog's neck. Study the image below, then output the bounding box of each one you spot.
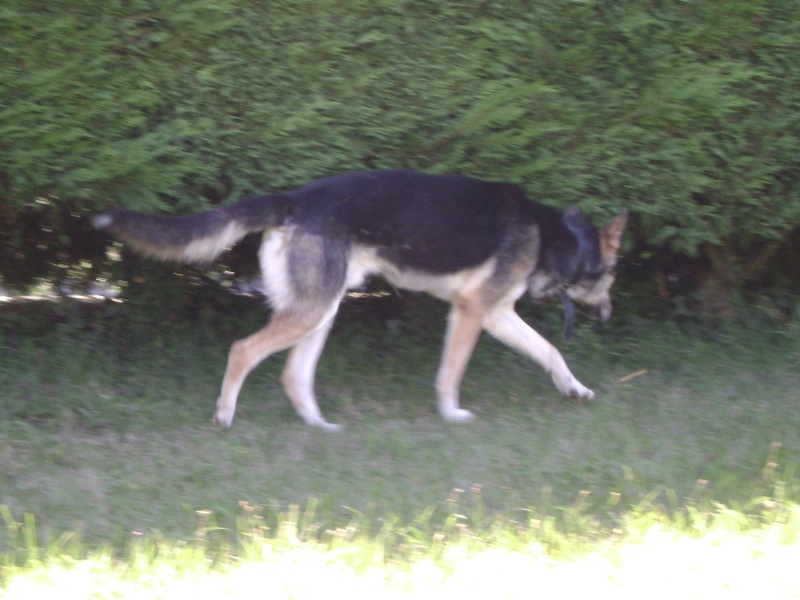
[527,215,595,340]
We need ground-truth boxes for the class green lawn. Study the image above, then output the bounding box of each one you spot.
[1,292,799,595]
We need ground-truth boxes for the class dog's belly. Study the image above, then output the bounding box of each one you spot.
[347,246,496,301]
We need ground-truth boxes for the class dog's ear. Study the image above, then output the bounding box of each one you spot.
[600,209,628,265]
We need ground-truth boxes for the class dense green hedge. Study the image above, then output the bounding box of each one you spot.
[1,0,798,310]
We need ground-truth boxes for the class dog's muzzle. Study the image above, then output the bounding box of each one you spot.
[559,291,612,340]
[595,297,613,323]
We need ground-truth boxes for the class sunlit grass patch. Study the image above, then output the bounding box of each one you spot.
[2,495,799,599]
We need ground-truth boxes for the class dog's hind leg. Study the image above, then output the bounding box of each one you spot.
[281,316,341,431]
[483,305,594,400]
[435,297,486,423]
[213,307,337,428]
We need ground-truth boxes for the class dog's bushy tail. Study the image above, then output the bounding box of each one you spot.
[93,194,291,263]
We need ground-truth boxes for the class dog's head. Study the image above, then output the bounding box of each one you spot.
[560,207,628,323]
[528,207,627,338]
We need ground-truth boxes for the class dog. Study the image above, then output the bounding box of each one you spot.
[94,169,627,429]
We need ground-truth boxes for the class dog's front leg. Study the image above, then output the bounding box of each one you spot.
[483,306,595,400]
[435,298,486,423]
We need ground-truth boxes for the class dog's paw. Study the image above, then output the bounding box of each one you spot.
[553,373,594,401]
[441,408,476,424]
[311,419,343,432]
[213,406,235,428]
[568,382,595,401]
[212,414,233,428]
[298,410,343,431]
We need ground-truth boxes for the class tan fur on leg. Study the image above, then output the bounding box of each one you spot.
[213,309,336,428]
[435,297,486,423]
[483,305,594,400]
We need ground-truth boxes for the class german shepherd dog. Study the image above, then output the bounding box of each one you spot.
[94,170,627,430]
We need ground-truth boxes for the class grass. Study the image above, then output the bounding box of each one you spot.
[2,503,799,598]
[1,288,799,595]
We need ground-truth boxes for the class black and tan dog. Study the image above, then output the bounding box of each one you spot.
[95,170,627,429]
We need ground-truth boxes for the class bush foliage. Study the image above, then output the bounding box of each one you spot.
[1,0,798,309]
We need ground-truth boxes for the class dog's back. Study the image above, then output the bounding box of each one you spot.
[276,170,544,273]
